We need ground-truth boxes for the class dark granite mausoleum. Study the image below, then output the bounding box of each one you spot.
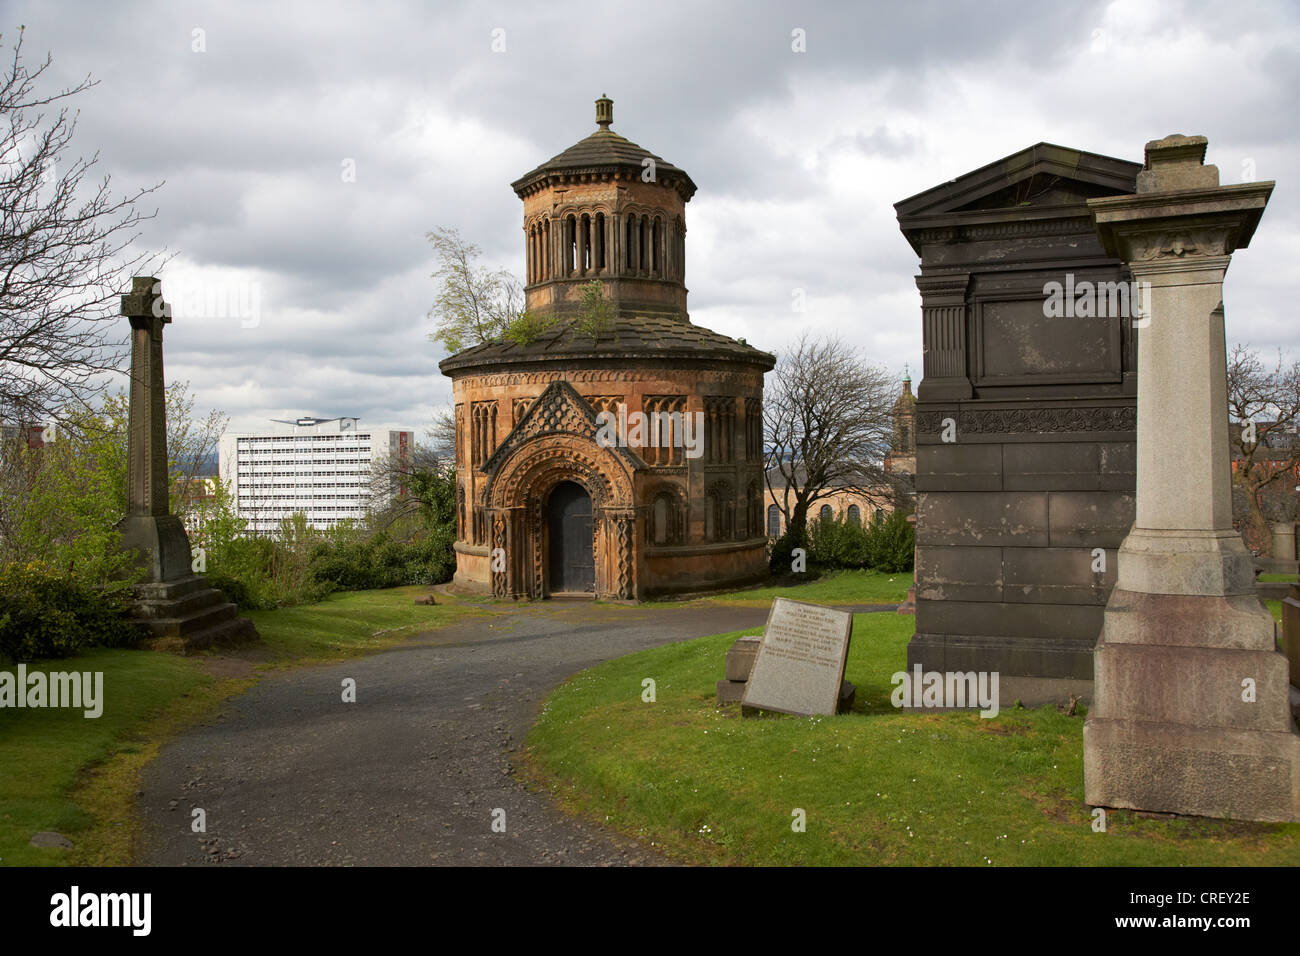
[895,143,1144,706]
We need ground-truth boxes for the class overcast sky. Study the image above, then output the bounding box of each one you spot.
[8,0,1300,439]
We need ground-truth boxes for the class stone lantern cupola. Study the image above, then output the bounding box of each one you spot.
[510,96,696,323]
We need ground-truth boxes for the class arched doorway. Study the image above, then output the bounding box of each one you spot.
[547,481,594,594]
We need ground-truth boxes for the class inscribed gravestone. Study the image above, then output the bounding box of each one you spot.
[741,598,852,716]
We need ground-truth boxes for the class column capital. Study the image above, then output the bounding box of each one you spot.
[1089,182,1273,264]
[915,271,969,304]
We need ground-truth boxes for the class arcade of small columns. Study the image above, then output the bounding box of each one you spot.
[525,203,685,284]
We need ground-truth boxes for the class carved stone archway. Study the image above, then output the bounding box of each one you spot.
[484,431,638,600]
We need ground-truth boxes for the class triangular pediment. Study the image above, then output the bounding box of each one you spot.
[481,380,642,476]
[895,142,1141,222]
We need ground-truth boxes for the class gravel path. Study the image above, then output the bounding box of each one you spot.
[136,601,796,866]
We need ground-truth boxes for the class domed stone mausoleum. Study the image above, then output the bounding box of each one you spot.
[440,96,775,601]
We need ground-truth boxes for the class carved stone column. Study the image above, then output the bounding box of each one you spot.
[489,510,508,598]
[577,215,588,277]
[116,277,192,582]
[610,212,622,277]
[914,272,971,402]
[115,277,258,649]
[599,509,637,600]
[615,511,635,600]
[1083,134,1297,821]
[529,498,544,598]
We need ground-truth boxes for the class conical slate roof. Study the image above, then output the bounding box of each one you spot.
[439,313,773,374]
[510,98,697,199]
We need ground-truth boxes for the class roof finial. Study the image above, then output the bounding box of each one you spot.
[595,94,612,130]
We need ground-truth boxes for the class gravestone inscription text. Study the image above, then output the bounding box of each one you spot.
[741,598,853,717]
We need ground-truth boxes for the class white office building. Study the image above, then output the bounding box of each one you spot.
[218,417,415,534]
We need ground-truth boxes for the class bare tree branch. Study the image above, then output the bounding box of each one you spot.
[0,28,166,428]
[764,332,903,539]
[1227,342,1300,554]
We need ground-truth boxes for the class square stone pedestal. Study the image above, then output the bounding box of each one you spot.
[1084,588,1300,821]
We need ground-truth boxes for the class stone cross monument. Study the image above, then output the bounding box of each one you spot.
[115,276,258,651]
[116,277,191,581]
[1083,136,1298,821]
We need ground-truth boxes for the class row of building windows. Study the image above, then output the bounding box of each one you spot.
[237,451,370,458]
[239,460,369,468]
[238,471,366,478]
[236,504,361,512]
[238,434,370,443]
[237,443,371,451]
[237,481,365,489]
[764,503,881,537]
[238,495,371,503]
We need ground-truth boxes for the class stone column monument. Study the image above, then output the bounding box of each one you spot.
[117,277,193,580]
[1083,136,1298,821]
[116,277,258,651]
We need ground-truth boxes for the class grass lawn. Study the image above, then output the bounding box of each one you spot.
[646,569,911,608]
[522,610,1300,866]
[1267,600,1284,625]
[1260,573,1298,583]
[0,585,476,867]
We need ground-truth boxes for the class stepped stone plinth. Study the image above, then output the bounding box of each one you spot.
[115,277,259,652]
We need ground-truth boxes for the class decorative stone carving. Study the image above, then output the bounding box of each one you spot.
[454,368,765,391]
[916,406,1135,435]
[1122,226,1235,261]
[490,512,508,597]
[440,98,774,601]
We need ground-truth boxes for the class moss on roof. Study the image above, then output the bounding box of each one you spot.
[439,313,774,375]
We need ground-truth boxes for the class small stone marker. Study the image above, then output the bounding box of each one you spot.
[741,598,853,717]
[716,635,761,704]
[30,831,73,849]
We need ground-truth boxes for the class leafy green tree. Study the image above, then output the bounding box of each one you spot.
[574,279,614,339]
[0,380,224,588]
[0,402,136,590]
[426,226,524,353]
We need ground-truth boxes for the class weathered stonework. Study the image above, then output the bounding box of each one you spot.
[441,99,774,601]
[116,278,258,651]
[896,143,1143,706]
[1081,135,1300,821]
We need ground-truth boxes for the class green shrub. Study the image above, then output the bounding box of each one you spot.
[307,530,456,593]
[808,514,872,569]
[867,509,915,573]
[0,562,138,663]
[203,570,253,609]
[769,523,809,575]
[501,310,561,346]
[798,508,915,573]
